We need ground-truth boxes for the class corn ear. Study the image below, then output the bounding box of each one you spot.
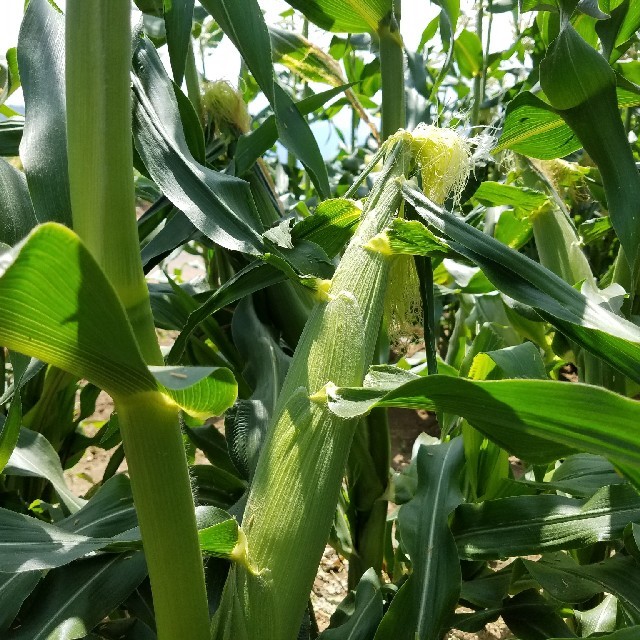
[211,139,411,640]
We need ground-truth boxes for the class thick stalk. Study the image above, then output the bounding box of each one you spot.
[379,3,405,140]
[116,392,211,640]
[471,0,484,127]
[65,0,160,363]
[211,144,410,640]
[65,4,210,639]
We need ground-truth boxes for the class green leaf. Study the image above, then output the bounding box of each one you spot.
[402,184,640,385]
[163,0,194,85]
[383,218,450,257]
[270,27,344,87]
[58,474,137,538]
[472,181,549,214]
[327,371,640,487]
[320,569,383,639]
[0,48,20,105]
[9,552,148,640]
[168,260,285,364]
[0,224,238,423]
[281,0,392,33]
[292,198,362,258]
[17,0,72,226]
[131,36,265,256]
[540,454,626,497]
[375,439,464,640]
[540,24,640,282]
[454,29,483,78]
[234,83,351,176]
[480,342,547,380]
[225,297,290,479]
[200,0,330,197]
[541,25,614,109]
[525,553,640,622]
[0,224,155,396]
[0,158,38,246]
[501,589,578,639]
[150,365,238,419]
[0,353,28,474]
[5,429,86,513]
[0,572,41,631]
[597,0,640,62]
[495,92,581,159]
[0,508,109,572]
[453,484,640,559]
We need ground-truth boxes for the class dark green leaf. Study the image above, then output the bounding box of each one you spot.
[5,429,86,513]
[402,184,640,385]
[163,0,194,85]
[327,370,640,487]
[225,297,290,479]
[0,157,38,246]
[453,484,640,559]
[375,439,464,640]
[131,37,264,256]
[9,552,148,640]
[320,569,383,639]
[17,0,72,226]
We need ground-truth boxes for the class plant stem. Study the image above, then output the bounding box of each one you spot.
[65,0,161,364]
[65,4,210,639]
[379,2,405,140]
[115,392,211,640]
[471,0,484,127]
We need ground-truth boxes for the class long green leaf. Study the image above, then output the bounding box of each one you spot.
[163,0,194,85]
[0,223,155,396]
[282,0,392,33]
[16,0,72,226]
[525,554,640,623]
[234,84,351,176]
[327,370,640,487]
[131,36,265,256]
[375,439,464,640]
[0,572,41,631]
[0,508,108,572]
[0,223,237,420]
[402,183,640,384]
[5,429,85,513]
[9,552,148,640]
[453,484,640,559]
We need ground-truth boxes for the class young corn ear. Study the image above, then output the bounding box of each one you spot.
[381,124,471,349]
[212,125,471,640]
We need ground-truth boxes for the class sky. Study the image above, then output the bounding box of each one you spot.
[0,0,516,155]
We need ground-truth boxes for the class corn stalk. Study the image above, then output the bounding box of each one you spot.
[65,3,210,639]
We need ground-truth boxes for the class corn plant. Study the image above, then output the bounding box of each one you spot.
[1,0,640,639]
